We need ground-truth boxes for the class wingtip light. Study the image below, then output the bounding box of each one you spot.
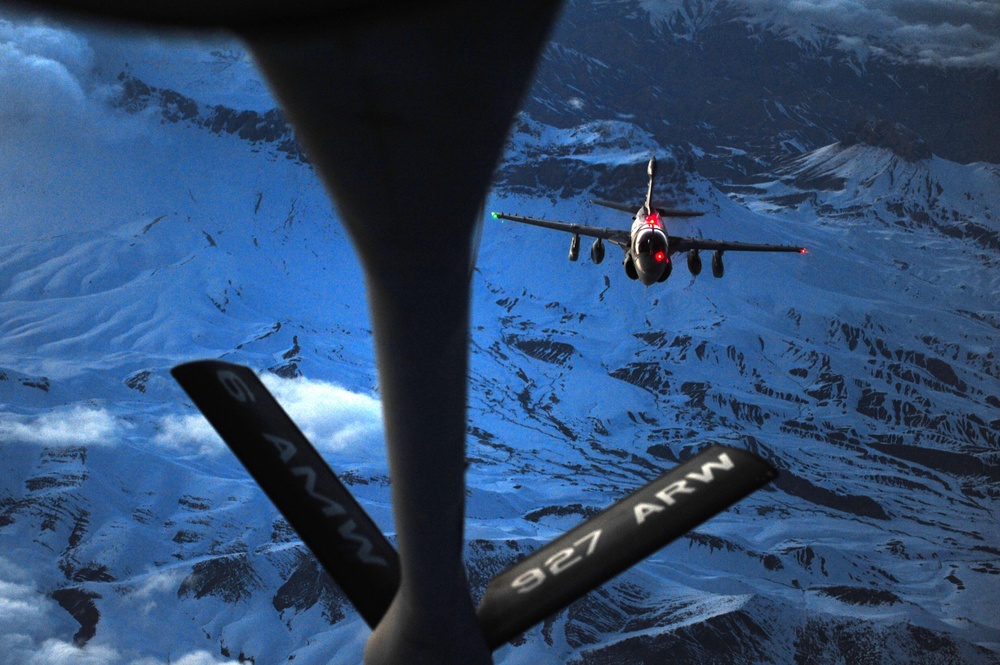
[491,212,499,219]
[799,247,808,254]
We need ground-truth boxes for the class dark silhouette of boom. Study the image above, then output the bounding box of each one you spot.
[173,360,777,652]
[18,2,561,661]
[18,2,780,663]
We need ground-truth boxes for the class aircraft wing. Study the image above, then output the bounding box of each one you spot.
[670,236,806,254]
[589,199,705,218]
[492,211,630,248]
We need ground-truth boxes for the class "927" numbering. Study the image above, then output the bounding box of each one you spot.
[511,528,602,594]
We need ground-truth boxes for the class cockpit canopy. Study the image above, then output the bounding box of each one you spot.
[634,227,668,263]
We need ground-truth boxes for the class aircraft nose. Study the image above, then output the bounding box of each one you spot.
[636,254,666,285]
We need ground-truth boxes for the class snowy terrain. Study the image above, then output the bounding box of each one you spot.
[1,2,998,663]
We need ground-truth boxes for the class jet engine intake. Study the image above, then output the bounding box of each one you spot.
[624,256,638,280]
[657,259,672,282]
[711,250,724,278]
[591,237,605,264]
[687,249,702,276]
[569,233,580,261]
[633,227,670,285]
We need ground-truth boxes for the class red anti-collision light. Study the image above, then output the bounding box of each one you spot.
[654,251,666,263]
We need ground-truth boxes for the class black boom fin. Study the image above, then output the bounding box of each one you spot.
[171,359,400,628]
[171,360,776,648]
[476,445,776,648]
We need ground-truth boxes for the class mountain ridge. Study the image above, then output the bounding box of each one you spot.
[1,4,997,663]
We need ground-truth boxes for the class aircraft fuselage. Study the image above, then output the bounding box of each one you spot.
[491,155,805,289]
[629,206,669,285]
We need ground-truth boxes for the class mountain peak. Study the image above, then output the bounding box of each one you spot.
[840,119,931,162]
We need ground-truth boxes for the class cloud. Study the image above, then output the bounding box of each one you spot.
[152,413,225,456]
[130,568,189,601]
[131,652,240,665]
[757,0,1000,67]
[0,406,122,446]
[13,640,237,665]
[0,40,86,121]
[0,16,159,243]
[0,13,270,133]
[0,565,59,665]
[890,17,1000,67]
[112,568,190,618]
[0,19,99,127]
[20,640,122,665]
[156,374,385,461]
[261,374,385,460]
[82,29,272,112]
[0,375,383,458]
[642,0,1000,68]
[123,567,190,617]
[0,557,238,665]
[0,19,92,76]
[0,579,49,634]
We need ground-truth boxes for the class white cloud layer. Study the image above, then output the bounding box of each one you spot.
[0,17,162,243]
[10,640,238,665]
[0,37,85,121]
[261,373,385,459]
[130,653,240,665]
[643,0,1000,68]
[152,413,223,456]
[156,374,385,461]
[0,375,382,459]
[0,560,59,664]
[0,18,115,131]
[0,20,92,76]
[0,13,268,134]
[0,406,121,446]
[0,579,48,632]
[0,557,237,665]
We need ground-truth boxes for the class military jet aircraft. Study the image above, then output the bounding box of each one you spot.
[493,157,806,286]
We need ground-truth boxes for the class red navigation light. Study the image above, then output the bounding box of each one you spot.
[654,251,666,263]
[799,247,808,254]
[645,212,662,228]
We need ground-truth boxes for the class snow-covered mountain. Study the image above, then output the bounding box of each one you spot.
[1,2,998,663]
[529,0,999,178]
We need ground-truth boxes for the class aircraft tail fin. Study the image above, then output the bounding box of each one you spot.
[592,156,705,219]
[590,199,704,218]
[645,156,656,211]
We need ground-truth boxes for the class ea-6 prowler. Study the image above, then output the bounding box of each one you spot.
[493,156,806,286]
